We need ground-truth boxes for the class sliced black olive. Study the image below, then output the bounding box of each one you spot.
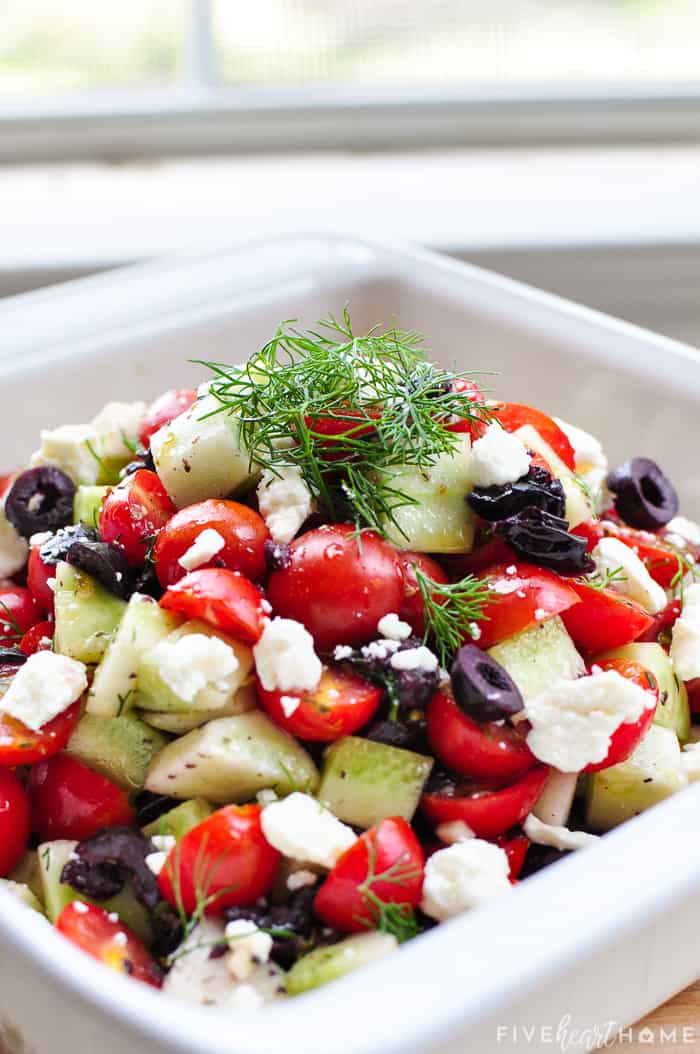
[495,507,595,575]
[467,465,566,522]
[38,523,97,566]
[134,791,180,829]
[364,717,428,752]
[61,827,159,909]
[119,446,155,479]
[5,467,76,537]
[0,647,26,667]
[450,644,524,722]
[264,539,292,571]
[66,539,134,599]
[606,457,679,530]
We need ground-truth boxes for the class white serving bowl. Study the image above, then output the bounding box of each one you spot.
[0,235,698,1054]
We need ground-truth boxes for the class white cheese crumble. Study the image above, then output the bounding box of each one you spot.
[145,852,168,876]
[523,813,599,852]
[280,694,301,718]
[90,400,147,461]
[362,639,400,660]
[149,633,239,705]
[670,583,700,682]
[553,416,608,494]
[30,423,101,486]
[376,613,412,641]
[253,618,322,693]
[435,820,476,845]
[333,645,354,661]
[286,869,318,891]
[151,835,176,853]
[256,788,279,806]
[29,531,53,549]
[257,466,315,544]
[1,651,87,731]
[470,422,530,488]
[0,503,28,577]
[420,840,511,921]
[524,668,655,772]
[178,528,226,571]
[666,516,700,548]
[226,920,273,981]
[591,536,667,614]
[260,792,357,869]
[389,646,439,673]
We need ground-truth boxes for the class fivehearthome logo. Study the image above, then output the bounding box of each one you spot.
[495,1015,698,1051]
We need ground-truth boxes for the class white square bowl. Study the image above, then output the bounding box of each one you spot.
[0,234,699,1054]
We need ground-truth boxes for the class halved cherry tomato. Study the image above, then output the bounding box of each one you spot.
[0,474,16,499]
[686,679,700,716]
[422,766,549,841]
[491,402,576,470]
[139,388,197,448]
[154,499,269,588]
[637,599,682,645]
[267,525,404,651]
[608,523,694,589]
[396,551,448,636]
[304,409,379,454]
[494,831,529,880]
[158,805,280,915]
[27,547,56,615]
[56,903,161,988]
[583,658,658,773]
[314,818,424,933]
[445,379,488,441]
[0,586,40,645]
[160,567,268,644]
[427,687,537,785]
[571,520,605,552]
[28,755,136,841]
[0,700,80,767]
[560,581,653,655]
[442,536,513,579]
[473,562,580,650]
[19,620,54,655]
[0,768,30,876]
[100,470,175,567]
[258,665,381,741]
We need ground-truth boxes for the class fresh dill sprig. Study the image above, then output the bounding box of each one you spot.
[582,565,628,592]
[0,600,23,643]
[414,566,494,668]
[668,547,700,603]
[195,307,492,537]
[355,832,422,945]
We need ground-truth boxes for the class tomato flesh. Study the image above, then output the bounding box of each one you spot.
[422,766,549,841]
[56,902,161,987]
[395,550,448,636]
[637,599,682,645]
[473,562,580,650]
[258,665,381,742]
[19,620,54,656]
[160,567,268,644]
[140,388,197,448]
[100,469,176,567]
[0,586,40,645]
[560,581,653,655]
[492,402,576,470]
[28,755,136,841]
[583,658,659,773]
[494,832,529,880]
[27,547,56,615]
[0,768,30,876]
[0,699,80,767]
[154,499,269,587]
[444,379,488,441]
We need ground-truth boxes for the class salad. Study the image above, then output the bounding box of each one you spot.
[0,309,698,1008]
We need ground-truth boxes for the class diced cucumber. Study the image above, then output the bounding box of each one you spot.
[137,619,254,714]
[151,393,256,509]
[488,615,585,701]
[286,933,398,996]
[585,724,686,832]
[87,594,181,717]
[37,840,153,943]
[318,736,433,829]
[515,424,593,528]
[66,712,169,793]
[73,485,109,529]
[380,436,476,553]
[53,561,127,665]
[145,711,319,803]
[142,798,213,840]
[8,850,45,905]
[598,642,691,743]
[138,681,257,733]
[0,880,44,914]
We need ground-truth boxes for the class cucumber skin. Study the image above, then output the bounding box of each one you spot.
[142,799,213,840]
[286,933,398,995]
[66,712,169,793]
[488,615,585,701]
[53,561,126,665]
[598,642,691,743]
[73,485,108,529]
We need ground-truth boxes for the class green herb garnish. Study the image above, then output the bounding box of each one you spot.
[414,566,494,668]
[355,831,421,945]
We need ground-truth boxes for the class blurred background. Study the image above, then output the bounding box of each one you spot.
[2,0,700,342]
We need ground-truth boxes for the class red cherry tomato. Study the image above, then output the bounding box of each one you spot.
[0,701,80,767]
[160,567,268,644]
[427,687,537,785]
[267,525,404,651]
[0,768,30,876]
[139,388,197,448]
[258,665,381,742]
[445,379,488,441]
[27,547,56,615]
[637,599,682,645]
[158,805,280,915]
[0,586,40,645]
[443,537,514,578]
[571,520,605,552]
[560,581,654,655]
[0,474,16,499]
[304,409,379,456]
[491,402,576,470]
[19,620,54,656]
[314,818,424,933]
[422,766,549,841]
[56,903,161,988]
[395,551,449,636]
[473,562,581,650]
[583,659,658,773]
[494,831,529,880]
[687,678,700,717]
[100,470,176,567]
[154,499,269,588]
[28,755,135,841]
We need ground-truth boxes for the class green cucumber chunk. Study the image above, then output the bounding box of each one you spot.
[73,485,109,529]
[137,681,256,734]
[488,615,585,701]
[318,736,433,829]
[53,561,126,664]
[598,642,691,743]
[287,933,398,995]
[142,798,213,840]
[145,711,319,803]
[66,712,169,793]
[9,850,45,905]
[0,879,44,914]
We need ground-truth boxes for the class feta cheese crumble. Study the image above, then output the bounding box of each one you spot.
[523,813,599,852]
[226,920,273,981]
[376,613,412,641]
[0,651,87,731]
[670,583,700,682]
[524,668,655,772]
[253,618,322,693]
[666,516,700,548]
[257,466,315,544]
[286,869,318,891]
[145,852,168,876]
[260,792,357,869]
[90,400,147,461]
[178,528,226,571]
[554,416,608,494]
[591,536,667,614]
[470,423,530,488]
[389,646,439,673]
[149,634,239,705]
[280,694,301,717]
[420,840,511,921]
[30,423,101,486]
[0,503,28,577]
[333,645,354,661]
